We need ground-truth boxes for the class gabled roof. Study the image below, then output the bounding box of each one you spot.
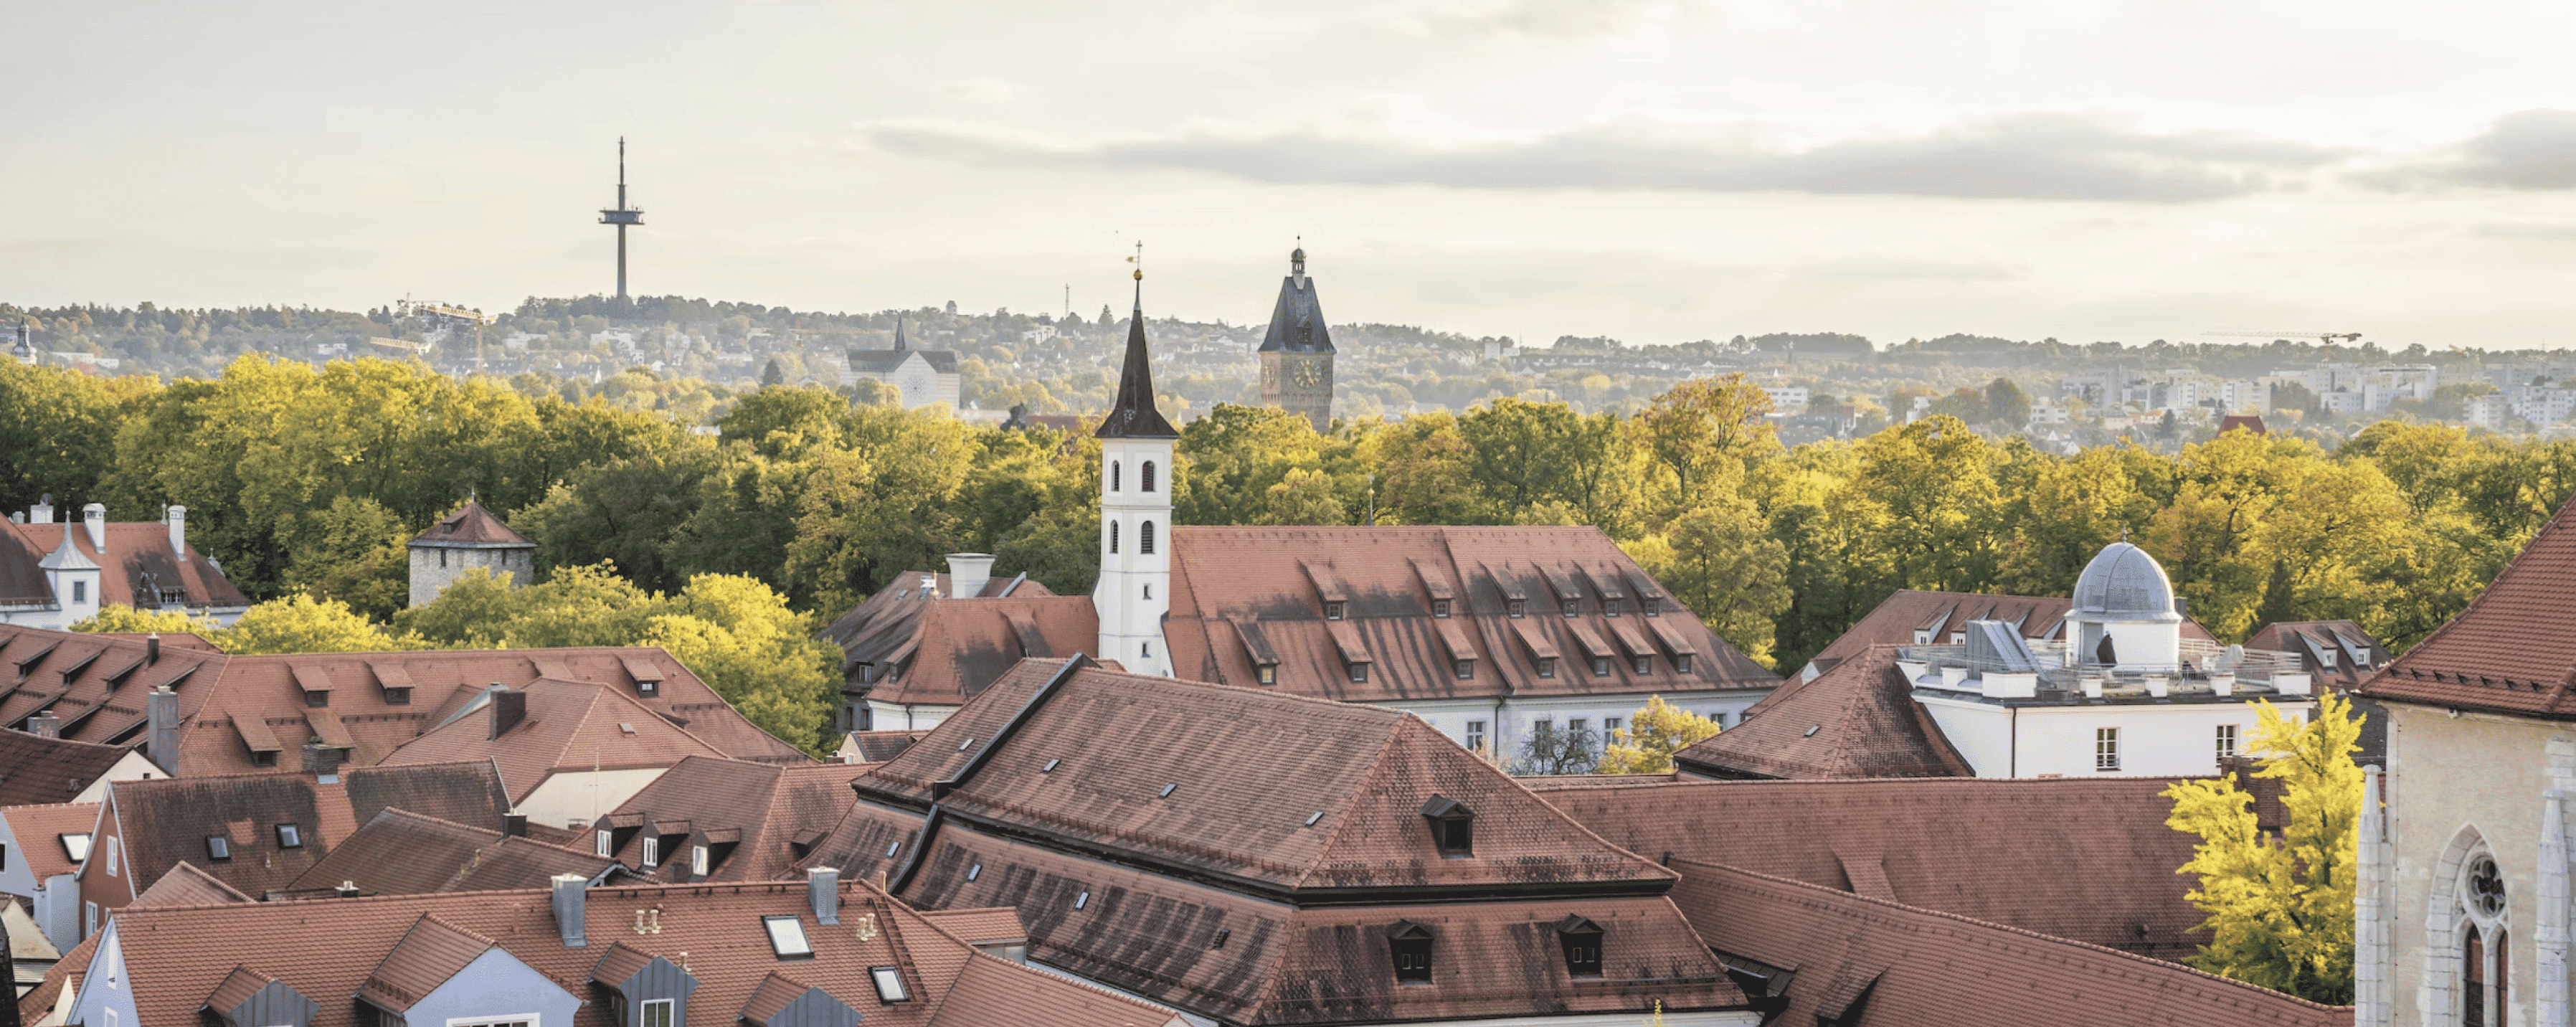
[1533,775,2208,959]
[1095,303,1178,439]
[95,878,1173,1027]
[132,858,255,907]
[1672,861,2349,1027]
[0,626,804,772]
[1676,646,1973,780]
[2,800,100,880]
[6,520,249,609]
[2363,492,2576,717]
[344,759,511,830]
[0,728,138,805]
[290,807,616,896]
[815,581,1092,708]
[104,772,353,898]
[1256,265,1335,354]
[407,501,531,548]
[1165,526,1775,703]
[583,756,869,884]
[377,678,732,803]
[846,348,960,374]
[826,659,1673,899]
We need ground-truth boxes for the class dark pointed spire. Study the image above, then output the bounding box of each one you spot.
[1097,257,1178,440]
[894,313,907,351]
[1259,243,1335,354]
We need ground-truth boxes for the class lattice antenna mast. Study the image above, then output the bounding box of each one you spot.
[598,138,646,300]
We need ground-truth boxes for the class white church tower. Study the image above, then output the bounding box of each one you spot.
[1093,263,1177,676]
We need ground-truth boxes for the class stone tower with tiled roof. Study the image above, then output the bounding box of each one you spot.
[1257,245,1335,432]
[1094,267,1176,676]
[406,501,535,607]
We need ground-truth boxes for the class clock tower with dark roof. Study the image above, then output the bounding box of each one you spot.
[1258,246,1335,432]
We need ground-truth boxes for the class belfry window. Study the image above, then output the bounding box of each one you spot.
[1142,460,1157,493]
[1111,461,1121,492]
[1109,521,1119,554]
[1140,521,1156,554]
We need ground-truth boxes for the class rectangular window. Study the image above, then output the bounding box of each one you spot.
[1256,663,1277,685]
[691,845,709,876]
[62,833,91,862]
[1675,654,1692,673]
[449,1020,534,1027]
[1604,599,1620,617]
[105,836,118,876]
[1604,717,1622,739]
[1454,659,1473,680]
[1633,655,1652,675]
[871,965,911,1003]
[2216,724,2239,760]
[384,687,412,706]
[1591,657,1611,677]
[2096,727,2121,772]
[72,580,86,603]
[595,830,612,857]
[1644,597,1660,616]
[1535,656,1555,678]
[85,901,95,938]
[1348,662,1369,684]
[276,824,303,848]
[1507,599,1526,618]
[304,689,329,708]
[1433,599,1452,618]
[1465,721,1486,752]
[1325,601,1345,621]
[205,836,230,862]
[642,1000,673,1027]
[1562,599,1578,618]
[764,915,814,959]
[1568,719,1588,740]
[642,837,659,868]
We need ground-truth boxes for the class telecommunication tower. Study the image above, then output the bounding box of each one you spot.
[598,138,645,300]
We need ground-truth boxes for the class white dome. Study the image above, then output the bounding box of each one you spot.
[2072,541,2180,622]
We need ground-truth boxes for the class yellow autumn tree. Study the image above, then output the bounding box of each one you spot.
[2161,692,2363,1003]
[1596,696,1723,775]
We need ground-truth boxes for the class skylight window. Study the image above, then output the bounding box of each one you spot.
[1157,782,1178,798]
[764,915,814,960]
[1074,891,1090,910]
[957,736,977,752]
[886,839,902,858]
[275,824,302,848]
[1304,811,1325,828]
[62,833,91,862]
[619,722,635,734]
[1212,927,1231,950]
[871,965,910,1003]
[1041,758,1061,773]
[206,836,231,862]
[966,863,982,881]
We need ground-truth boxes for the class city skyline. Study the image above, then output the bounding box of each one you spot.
[9,0,2576,349]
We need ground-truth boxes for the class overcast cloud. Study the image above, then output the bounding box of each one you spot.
[9,0,2576,349]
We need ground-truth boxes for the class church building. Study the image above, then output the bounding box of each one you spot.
[1258,245,1335,432]
[842,315,962,412]
[2354,492,2576,1027]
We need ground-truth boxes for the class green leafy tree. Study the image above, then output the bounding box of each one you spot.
[70,605,220,635]
[1595,696,1723,774]
[1260,468,1348,525]
[217,593,419,655]
[1630,374,1779,519]
[1625,498,1791,668]
[1984,377,2032,427]
[2162,693,2363,1003]
[280,495,414,621]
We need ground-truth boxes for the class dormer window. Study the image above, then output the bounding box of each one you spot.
[1432,599,1452,618]
[1554,915,1605,978]
[303,689,328,708]
[643,837,660,867]
[1535,656,1557,678]
[1256,663,1277,685]
[1454,659,1474,680]
[1562,598,1578,618]
[1633,655,1652,675]
[1386,921,1436,984]
[691,844,709,876]
[1674,653,1692,674]
[1348,661,1368,684]
[384,687,412,705]
[1508,599,1526,618]
[1604,599,1620,617]
[1644,597,1660,616]
[1591,656,1612,677]
[1325,601,1345,621]
[596,830,613,857]
[1419,795,1474,858]
[643,998,675,1027]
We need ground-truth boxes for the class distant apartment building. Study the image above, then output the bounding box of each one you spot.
[1761,385,1810,412]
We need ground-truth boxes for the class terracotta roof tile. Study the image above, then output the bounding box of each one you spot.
[0,730,131,806]
[1796,589,2218,680]
[582,756,869,884]
[919,907,1026,945]
[817,587,1094,709]
[361,914,495,1011]
[103,765,506,903]
[926,954,1188,1027]
[1,519,251,610]
[377,678,733,803]
[2,800,100,880]
[1675,861,2350,1027]
[2362,493,2576,716]
[132,859,254,907]
[1539,775,2210,959]
[1676,646,1974,780]
[290,807,615,896]
[407,501,532,547]
[344,760,510,830]
[1166,526,1776,701]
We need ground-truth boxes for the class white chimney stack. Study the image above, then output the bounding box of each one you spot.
[946,553,995,600]
[167,506,187,557]
[82,503,106,553]
[30,493,52,524]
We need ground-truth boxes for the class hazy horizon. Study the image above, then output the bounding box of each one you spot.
[11,0,2576,352]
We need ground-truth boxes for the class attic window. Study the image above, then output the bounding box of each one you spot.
[1325,601,1346,621]
[1213,927,1231,950]
[252,750,278,768]
[1074,891,1090,910]
[1633,655,1652,675]
[1304,811,1324,828]
[967,863,982,881]
[885,839,902,858]
[384,687,412,706]
[1348,661,1369,684]
[1804,724,1822,737]
[1555,915,1606,979]
[957,736,977,752]
[596,830,612,857]
[1041,758,1061,773]
[1454,659,1474,680]
[62,833,91,862]
[303,689,328,708]
[1508,598,1526,618]
[620,723,636,734]
[1644,597,1660,616]
[1433,599,1452,618]
[1387,921,1436,985]
[764,915,815,960]
[871,965,911,1003]
[276,824,303,848]
[1535,656,1557,678]
[644,837,660,867]
[1563,598,1579,618]
[1256,663,1277,685]
[1604,599,1621,617]
[1419,795,1474,858]
[1157,782,1178,798]
[1591,656,1612,677]
[206,836,231,862]
[1675,653,1693,673]
[637,679,658,696]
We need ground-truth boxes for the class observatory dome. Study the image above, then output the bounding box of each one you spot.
[2072,541,2181,623]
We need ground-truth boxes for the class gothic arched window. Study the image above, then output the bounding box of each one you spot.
[1111,461,1122,492]
[2462,856,2509,1026]
[1109,521,1120,554]
[1140,521,1156,554]
[1142,460,1157,493]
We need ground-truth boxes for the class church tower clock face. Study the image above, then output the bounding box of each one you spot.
[1295,361,1320,389]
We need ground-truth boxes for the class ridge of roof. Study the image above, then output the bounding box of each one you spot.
[2362,491,2576,717]
[409,501,531,547]
[1675,857,2349,1015]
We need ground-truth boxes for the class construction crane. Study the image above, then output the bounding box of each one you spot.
[396,299,495,372]
[2204,331,2362,345]
[367,336,431,356]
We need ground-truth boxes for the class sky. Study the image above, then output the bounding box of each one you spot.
[9,0,2576,351]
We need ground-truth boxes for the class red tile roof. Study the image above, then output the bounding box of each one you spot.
[0,729,131,806]
[582,756,870,884]
[131,858,253,907]
[833,659,1675,896]
[0,626,805,775]
[2362,492,2576,717]
[2,800,100,880]
[375,678,736,803]
[100,763,506,903]
[290,807,616,896]
[1166,526,1774,702]
[1,519,250,610]
[407,501,532,547]
[818,585,1095,708]
[1535,775,2211,960]
[95,878,1173,1027]
[1673,860,2349,1027]
[927,954,1188,1027]
[1676,646,1974,780]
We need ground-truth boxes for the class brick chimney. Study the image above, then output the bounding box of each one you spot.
[81,503,105,553]
[490,687,529,740]
[148,686,181,775]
